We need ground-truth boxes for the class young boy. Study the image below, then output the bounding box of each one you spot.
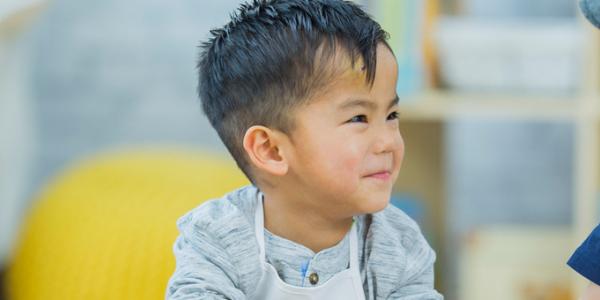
[166,0,442,299]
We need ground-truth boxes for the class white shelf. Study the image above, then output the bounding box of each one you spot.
[399,90,593,122]
[395,26,599,297]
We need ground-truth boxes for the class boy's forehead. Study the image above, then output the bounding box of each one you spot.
[320,46,368,80]
[305,46,397,110]
[313,42,396,94]
[310,62,373,104]
[309,55,369,99]
[295,43,397,110]
[299,73,372,115]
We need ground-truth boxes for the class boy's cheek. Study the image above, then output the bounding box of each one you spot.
[393,138,406,170]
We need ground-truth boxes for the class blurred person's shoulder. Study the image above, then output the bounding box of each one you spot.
[176,185,259,248]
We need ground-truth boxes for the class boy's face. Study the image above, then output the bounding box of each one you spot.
[284,44,403,217]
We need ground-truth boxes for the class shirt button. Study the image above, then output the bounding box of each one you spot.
[308,272,319,285]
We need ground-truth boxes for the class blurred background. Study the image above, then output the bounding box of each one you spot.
[0,0,599,299]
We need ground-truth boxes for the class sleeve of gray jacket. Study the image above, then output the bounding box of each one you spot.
[386,229,443,300]
[370,206,443,300]
[165,213,246,300]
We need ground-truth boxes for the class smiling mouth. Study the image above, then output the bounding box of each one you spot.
[364,171,391,180]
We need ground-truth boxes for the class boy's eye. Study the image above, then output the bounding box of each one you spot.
[348,115,368,123]
[387,111,400,121]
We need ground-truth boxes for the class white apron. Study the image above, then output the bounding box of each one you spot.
[250,194,366,300]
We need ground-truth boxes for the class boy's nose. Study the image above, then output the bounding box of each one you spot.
[373,128,401,154]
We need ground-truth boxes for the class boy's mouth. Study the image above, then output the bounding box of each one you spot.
[364,170,391,180]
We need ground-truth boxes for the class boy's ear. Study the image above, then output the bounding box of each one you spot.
[243,125,289,176]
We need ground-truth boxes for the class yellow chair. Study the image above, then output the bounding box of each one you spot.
[5,148,248,299]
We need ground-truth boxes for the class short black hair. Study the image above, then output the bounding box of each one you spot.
[197,0,389,181]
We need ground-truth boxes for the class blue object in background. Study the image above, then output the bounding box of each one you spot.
[390,193,425,226]
[390,193,437,248]
[567,223,600,285]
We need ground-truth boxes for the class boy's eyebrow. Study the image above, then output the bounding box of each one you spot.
[338,96,400,111]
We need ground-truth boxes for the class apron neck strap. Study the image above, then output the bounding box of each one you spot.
[254,191,360,269]
[255,191,267,261]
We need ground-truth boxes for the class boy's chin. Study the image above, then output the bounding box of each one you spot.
[357,196,390,214]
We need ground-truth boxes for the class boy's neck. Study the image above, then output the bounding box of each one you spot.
[262,192,354,254]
